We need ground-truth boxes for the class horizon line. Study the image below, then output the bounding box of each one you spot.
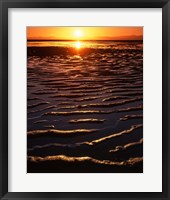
[27,39,143,42]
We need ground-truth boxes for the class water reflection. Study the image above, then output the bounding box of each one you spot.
[75,41,81,49]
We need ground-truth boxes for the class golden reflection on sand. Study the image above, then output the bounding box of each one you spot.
[75,41,82,49]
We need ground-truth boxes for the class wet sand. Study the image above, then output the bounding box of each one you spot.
[27,40,143,173]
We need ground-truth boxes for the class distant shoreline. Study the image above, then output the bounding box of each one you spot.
[27,39,143,42]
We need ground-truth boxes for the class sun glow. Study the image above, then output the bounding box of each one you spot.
[27,27,143,41]
[75,41,81,49]
[74,30,83,38]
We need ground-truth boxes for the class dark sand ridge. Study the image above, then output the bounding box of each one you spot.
[27,155,143,173]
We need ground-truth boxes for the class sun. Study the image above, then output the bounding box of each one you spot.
[74,30,83,37]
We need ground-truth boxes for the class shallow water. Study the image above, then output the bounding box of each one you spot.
[27,40,143,173]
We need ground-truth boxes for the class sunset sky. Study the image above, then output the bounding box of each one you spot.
[27,27,143,41]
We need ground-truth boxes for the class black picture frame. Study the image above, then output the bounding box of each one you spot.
[0,0,169,199]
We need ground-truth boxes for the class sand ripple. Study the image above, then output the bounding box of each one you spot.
[27,40,143,172]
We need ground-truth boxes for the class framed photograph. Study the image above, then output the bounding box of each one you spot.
[0,0,169,199]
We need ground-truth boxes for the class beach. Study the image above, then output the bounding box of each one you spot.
[27,40,143,173]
